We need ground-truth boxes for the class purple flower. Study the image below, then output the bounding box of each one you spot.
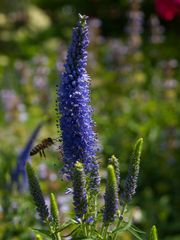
[86,216,94,223]
[65,188,73,195]
[57,14,100,188]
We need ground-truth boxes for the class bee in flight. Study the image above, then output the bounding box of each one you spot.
[30,137,60,158]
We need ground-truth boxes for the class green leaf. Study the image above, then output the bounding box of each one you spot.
[74,239,94,240]
[130,225,146,234]
[71,218,81,224]
[128,228,144,240]
[32,228,51,237]
[35,234,43,240]
[112,219,132,234]
[63,226,81,238]
[94,230,103,239]
[72,239,93,240]
[58,219,78,232]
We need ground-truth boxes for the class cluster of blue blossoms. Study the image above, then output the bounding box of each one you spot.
[56,14,142,222]
[57,14,100,190]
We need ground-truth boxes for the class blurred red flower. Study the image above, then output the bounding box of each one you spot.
[155,0,180,20]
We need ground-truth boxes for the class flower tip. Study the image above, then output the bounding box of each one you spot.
[135,138,143,152]
[107,164,114,173]
[149,225,158,240]
[78,13,88,27]
[78,13,88,20]
[137,137,143,144]
[74,161,83,169]
[107,164,117,184]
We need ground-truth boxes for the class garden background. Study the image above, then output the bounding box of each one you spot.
[0,0,180,239]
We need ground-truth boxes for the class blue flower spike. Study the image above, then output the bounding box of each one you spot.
[103,164,119,224]
[73,161,88,218]
[123,138,143,202]
[57,14,100,191]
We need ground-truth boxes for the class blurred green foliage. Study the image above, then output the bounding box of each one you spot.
[0,0,180,239]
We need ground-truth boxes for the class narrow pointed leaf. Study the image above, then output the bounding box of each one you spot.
[131,225,146,234]
[128,228,144,240]
[32,228,51,237]
[112,219,132,233]
[58,219,77,232]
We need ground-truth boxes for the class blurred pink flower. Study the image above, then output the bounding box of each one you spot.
[155,0,180,20]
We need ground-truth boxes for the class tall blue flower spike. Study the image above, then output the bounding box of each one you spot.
[57,14,100,189]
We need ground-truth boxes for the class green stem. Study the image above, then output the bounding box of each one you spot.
[81,219,88,237]
[89,194,97,237]
[51,232,61,240]
[113,203,127,240]
[100,225,105,237]
[86,192,98,237]
[46,218,61,240]
[103,225,109,240]
[94,194,98,218]
[55,232,61,240]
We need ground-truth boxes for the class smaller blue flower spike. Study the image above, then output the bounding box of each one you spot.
[123,138,143,202]
[11,121,44,190]
[109,155,121,195]
[57,14,100,190]
[73,162,88,218]
[26,162,49,222]
[103,165,119,224]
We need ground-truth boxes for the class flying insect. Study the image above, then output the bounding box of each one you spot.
[30,137,60,158]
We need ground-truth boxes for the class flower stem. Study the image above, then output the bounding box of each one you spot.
[81,219,88,237]
[52,232,61,240]
[100,225,105,236]
[46,218,61,240]
[103,225,109,240]
[114,203,127,240]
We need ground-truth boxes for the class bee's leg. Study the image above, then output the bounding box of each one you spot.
[39,150,42,157]
[42,149,46,159]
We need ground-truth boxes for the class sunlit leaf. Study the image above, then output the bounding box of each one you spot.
[32,228,51,238]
